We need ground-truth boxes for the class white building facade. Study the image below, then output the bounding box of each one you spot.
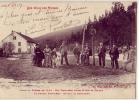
[1,31,36,53]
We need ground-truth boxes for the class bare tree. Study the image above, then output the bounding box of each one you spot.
[2,42,15,57]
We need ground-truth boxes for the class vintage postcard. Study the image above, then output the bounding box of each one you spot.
[0,1,137,99]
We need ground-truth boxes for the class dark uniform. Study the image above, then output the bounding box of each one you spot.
[35,47,44,67]
[109,46,119,69]
[98,45,106,67]
[73,45,81,65]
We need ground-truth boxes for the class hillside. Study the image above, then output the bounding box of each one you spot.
[34,25,83,43]
[34,25,84,42]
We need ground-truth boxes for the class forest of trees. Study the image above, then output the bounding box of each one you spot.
[68,2,137,47]
[38,2,137,50]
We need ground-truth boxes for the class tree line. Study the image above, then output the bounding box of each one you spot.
[37,2,137,51]
[68,2,137,47]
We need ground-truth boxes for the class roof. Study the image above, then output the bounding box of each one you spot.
[16,32,37,43]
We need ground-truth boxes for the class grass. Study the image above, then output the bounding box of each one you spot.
[0,55,130,81]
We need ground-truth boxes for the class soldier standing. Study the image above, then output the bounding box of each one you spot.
[83,44,90,66]
[97,42,106,67]
[35,44,44,67]
[73,43,81,65]
[109,44,119,69]
[60,41,69,65]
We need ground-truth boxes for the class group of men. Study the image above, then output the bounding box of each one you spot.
[98,42,119,69]
[73,42,120,69]
[33,42,70,67]
[32,41,135,70]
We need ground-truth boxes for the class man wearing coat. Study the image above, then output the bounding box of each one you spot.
[97,42,106,67]
[73,43,81,65]
[34,44,44,67]
[60,41,69,65]
[109,44,119,69]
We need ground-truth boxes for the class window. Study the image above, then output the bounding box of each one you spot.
[18,42,21,46]
[13,36,16,40]
[18,48,21,53]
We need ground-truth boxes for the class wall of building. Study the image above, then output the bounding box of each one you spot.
[2,32,28,53]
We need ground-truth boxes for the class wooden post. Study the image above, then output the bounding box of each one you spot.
[90,28,96,66]
[81,22,86,52]
[92,36,95,66]
[81,22,87,64]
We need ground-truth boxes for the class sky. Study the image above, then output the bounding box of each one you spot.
[0,1,133,41]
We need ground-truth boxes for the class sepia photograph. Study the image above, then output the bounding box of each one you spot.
[0,1,137,99]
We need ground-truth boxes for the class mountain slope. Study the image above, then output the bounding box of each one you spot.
[34,25,84,42]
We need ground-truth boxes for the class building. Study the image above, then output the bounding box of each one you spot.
[1,31,37,53]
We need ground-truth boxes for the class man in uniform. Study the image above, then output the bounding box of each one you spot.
[83,44,90,66]
[73,43,81,65]
[34,44,44,67]
[97,42,106,67]
[109,44,119,69]
[60,41,69,65]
